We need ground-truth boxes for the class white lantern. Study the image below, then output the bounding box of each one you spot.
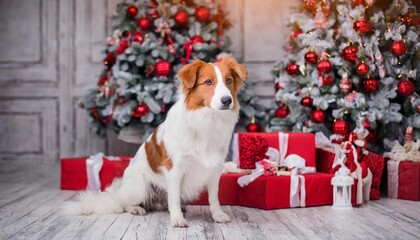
[331,166,354,210]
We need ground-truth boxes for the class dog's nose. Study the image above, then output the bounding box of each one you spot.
[221,96,232,107]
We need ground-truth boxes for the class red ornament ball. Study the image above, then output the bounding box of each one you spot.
[321,75,334,86]
[132,31,144,44]
[353,0,362,6]
[137,17,152,30]
[390,40,407,57]
[353,19,371,34]
[317,59,332,74]
[286,63,300,76]
[311,109,326,124]
[275,103,290,118]
[417,105,420,114]
[132,103,149,118]
[305,51,318,64]
[104,53,116,69]
[342,45,358,61]
[305,0,317,13]
[127,6,138,18]
[275,82,281,91]
[246,122,262,132]
[356,62,369,76]
[362,77,378,92]
[333,120,350,135]
[174,10,189,25]
[115,38,129,55]
[301,96,313,107]
[155,60,171,76]
[339,78,353,94]
[195,6,210,22]
[191,35,204,45]
[397,79,415,97]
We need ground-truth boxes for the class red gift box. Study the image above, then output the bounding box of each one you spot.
[192,173,241,205]
[61,156,131,191]
[233,132,316,169]
[316,148,384,200]
[388,160,420,201]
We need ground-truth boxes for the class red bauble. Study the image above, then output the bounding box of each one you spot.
[132,31,144,44]
[333,120,350,135]
[127,6,138,18]
[301,96,313,107]
[104,53,116,69]
[362,77,378,92]
[246,122,262,132]
[311,109,326,124]
[353,19,371,34]
[417,105,420,114]
[191,35,204,44]
[132,103,149,118]
[390,40,407,57]
[321,2,330,17]
[275,82,281,91]
[155,60,171,76]
[174,10,189,25]
[317,60,332,74]
[397,79,415,97]
[356,62,369,76]
[342,45,358,61]
[353,0,362,6]
[339,78,353,94]
[321,75,334,86]
[275,104,290,118]
[305,51,318,64]
[195,6,210,22]
[98,76,108,86]
[305,0,317,13]
[286,63,300,76]
[115,38,129,55]
[137,17,152,30]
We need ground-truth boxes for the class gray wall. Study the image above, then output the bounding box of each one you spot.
[0,0,294,163]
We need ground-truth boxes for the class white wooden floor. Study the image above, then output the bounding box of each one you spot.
[1,163,420,240]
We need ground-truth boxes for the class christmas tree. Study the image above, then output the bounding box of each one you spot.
[79,0,264,142]
[268,0,420,151]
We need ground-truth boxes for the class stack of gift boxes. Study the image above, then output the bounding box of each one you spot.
[61,132,391,209]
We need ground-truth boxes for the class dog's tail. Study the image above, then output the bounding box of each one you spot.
[63,178,124,215]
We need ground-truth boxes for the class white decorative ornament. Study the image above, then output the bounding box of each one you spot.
[331,166,354,210]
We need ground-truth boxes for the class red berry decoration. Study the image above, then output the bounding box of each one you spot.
[104,53,116,69]
[132,103,149,118]
[317,59,332,74]
[333,120,350,135]
[275,82,281,91]
[191,35,204,44]
[353,0,362,6]
[115,38,129,55]
[132,31,144,44]
[174,10,189,25]
[321,75,334,86]
[290,29,302,41]
[137,17,152,30]
[275,103,290,118]
[305,51,318,64]
[356,62,369,76]
[195,6,210,22]
[127,6,138,18]
[301,96,313,107]
[362,77,378,92]
[397,79,415,97]
[305,0,317,13]
[311,109,326,124]
[353,19,371,34]
[155,60,171,76]
[342,44,358,61]
[286,63,300,76]
[246,122,262,132]
[98,75,108,86]
[390,40,407,57]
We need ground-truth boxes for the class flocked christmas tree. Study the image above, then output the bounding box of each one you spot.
[268,0,420,151]
[79,0,265,142]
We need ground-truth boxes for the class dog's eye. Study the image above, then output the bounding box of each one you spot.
[226,78,233,84]
[205,79,212,85]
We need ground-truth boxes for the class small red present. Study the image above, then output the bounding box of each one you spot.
[232,132,316,169]
[388,160,420,201]
[61,153,131,191]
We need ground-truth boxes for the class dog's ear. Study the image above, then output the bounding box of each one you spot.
[222,57,248,82]
[178,59,206,92]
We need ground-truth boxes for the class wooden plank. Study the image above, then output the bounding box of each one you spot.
[76,214,119,239]
[101,213,134,239]
[230,206,268,240]
[50,215,99,240]
[122,211,157,240]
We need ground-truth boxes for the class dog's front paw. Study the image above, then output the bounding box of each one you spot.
[170,215,188,228]
[212,211,231,223]
[125,206,146,215]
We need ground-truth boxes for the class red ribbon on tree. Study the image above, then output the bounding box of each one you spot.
[91,105,116,124]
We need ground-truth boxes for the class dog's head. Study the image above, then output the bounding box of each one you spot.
[178,56,247,111]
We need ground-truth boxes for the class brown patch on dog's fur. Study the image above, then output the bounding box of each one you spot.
[177,57,248,111]
[145,127,172,173]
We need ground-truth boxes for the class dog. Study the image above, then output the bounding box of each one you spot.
[64,56,247,227]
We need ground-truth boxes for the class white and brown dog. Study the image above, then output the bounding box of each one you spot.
[65,57,247,227]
